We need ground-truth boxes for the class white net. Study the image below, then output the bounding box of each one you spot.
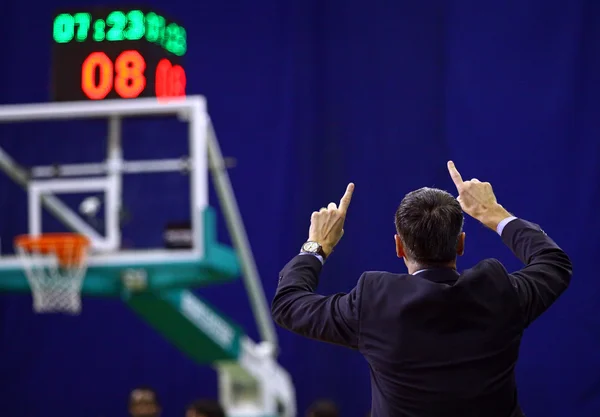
[15,236,89,314]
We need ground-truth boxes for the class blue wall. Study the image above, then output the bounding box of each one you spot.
[1,1,599,416]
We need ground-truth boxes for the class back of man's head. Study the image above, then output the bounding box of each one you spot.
[306,399,339,417]
[395,187,464,265]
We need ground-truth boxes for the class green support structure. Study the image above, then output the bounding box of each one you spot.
[126,289,244,363]
[0,207,248,363]
[0,207,248,364]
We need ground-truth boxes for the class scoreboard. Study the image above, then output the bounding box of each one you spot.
[52,8,187,102]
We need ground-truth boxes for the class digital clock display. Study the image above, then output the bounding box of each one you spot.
[51,7,187,102]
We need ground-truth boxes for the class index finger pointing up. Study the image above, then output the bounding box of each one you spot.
[339,183,355,213]
[447,161,464,189]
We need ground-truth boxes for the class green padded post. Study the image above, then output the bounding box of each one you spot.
[126,289,244,363]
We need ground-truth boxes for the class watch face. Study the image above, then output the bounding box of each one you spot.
[303,241,319,252]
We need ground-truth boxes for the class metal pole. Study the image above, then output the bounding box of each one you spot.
[107,117,123,250]
[0,147,105,243]
[206,121,279,354]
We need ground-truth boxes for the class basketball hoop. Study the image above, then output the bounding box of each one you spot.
[14,233,90,314]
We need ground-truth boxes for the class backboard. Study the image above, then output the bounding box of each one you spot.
[0,97,238,295]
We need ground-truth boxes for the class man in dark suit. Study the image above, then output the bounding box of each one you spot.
[271,161,572,417]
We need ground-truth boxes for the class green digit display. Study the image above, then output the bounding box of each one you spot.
[73,13,91,41]
[164,23,174,51]
[171,25,187,56]
[106,11,127,41]
[164,23,187,56]
[145,12,165,43]
[173,27,187,56]
[93,19,106,41]
[143,13,187,55]
[145,12,157,41]
[125,10,145,40]
[53,13,75,43]
[52,9,187,55]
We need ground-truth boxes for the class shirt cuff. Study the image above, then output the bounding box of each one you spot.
[298,252,324,265]
[496,216,518,236]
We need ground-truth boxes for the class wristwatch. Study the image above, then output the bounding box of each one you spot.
[301,241,328,260]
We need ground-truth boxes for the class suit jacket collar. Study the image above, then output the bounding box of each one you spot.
[414,267,460,284]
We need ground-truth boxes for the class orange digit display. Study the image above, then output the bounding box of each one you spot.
[81,52,113,100]
[155,58,186,102]
[78,50,183,101]
[114,50,147,99]
[169,64,186,97]
[155,58,171,98]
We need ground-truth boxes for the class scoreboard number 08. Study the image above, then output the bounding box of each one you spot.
[81,50,185,101]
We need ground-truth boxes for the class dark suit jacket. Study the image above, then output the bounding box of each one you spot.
[271,219,572,417]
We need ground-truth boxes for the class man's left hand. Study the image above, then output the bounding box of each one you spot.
[308,183,355,257]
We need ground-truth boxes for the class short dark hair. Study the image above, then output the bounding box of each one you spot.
[307,399,339,417]
[187,399,225,417]
[394,187,463,265]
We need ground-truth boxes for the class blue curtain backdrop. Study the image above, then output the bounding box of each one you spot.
[1,1,599,416]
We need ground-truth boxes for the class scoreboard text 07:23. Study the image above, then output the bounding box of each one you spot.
[51,8,186,102]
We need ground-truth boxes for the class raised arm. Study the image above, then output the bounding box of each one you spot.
[500,218,572,327]
[271,183,362,348]
[447,161,572,327]
[271,254,362,348]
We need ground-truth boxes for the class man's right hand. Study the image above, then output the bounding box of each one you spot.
[447,161,512,231]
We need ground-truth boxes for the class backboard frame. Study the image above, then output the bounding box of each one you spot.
[0,96,208,270]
